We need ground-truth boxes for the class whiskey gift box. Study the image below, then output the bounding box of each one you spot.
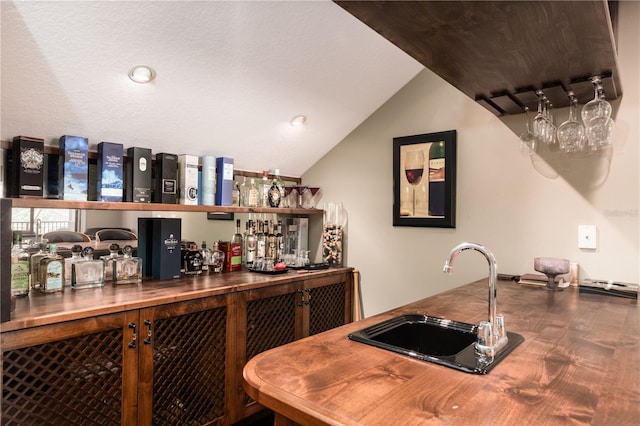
[215,156,234,206]
[10,136,45,198]
[153,153,178,204]
[138,217,181,280]
[125,147,152,203]
[178,154,199,205]
[200,155,216,206]
[97,142,124,202]
[58,135,89,201]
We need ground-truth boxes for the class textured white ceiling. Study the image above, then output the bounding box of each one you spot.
[1,1,422,177]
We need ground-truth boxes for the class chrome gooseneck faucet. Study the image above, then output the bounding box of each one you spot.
[443,242,508,357]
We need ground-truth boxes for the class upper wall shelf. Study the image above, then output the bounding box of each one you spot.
[6,198,323,215]
[335,0,621,116]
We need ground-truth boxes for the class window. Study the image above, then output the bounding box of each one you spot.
[11,208,77,236]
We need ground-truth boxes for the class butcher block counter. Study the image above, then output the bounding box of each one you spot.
[243,278,640,425]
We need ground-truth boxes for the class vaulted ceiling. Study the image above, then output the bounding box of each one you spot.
[1,1,423,177]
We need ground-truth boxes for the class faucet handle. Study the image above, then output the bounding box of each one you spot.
[477,321,493,348]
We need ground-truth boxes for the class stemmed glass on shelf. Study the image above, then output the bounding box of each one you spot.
[404,149,424,217]
[556,91,586,153]
[519,106,536,155]
[582,76,614,150]
[533,91,556,146]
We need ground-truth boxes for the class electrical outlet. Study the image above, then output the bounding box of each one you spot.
[578,225,597,249]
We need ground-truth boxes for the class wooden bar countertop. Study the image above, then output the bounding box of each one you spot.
[243,278,640,425]
[1,267,353,333]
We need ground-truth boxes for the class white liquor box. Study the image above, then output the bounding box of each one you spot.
[178,154,199,205]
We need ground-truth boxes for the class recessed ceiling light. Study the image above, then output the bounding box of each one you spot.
[290,115,307,127]
[128,65,156,83]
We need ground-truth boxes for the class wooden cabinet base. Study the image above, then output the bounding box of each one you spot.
[1,268,353,425]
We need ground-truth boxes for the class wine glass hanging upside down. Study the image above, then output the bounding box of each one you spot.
[404,150,424,216]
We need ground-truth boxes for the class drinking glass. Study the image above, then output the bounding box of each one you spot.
[586,115,615,150]
[581,76,612,126]
[519,106,536,155]
[404,150,424,216]
[307,187,321,209]
[533,94,555,145]
[556,92,586,153]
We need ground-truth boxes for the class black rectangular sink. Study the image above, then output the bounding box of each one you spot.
[348,314,524,374]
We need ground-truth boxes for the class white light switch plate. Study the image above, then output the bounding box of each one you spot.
[578,225,597,249]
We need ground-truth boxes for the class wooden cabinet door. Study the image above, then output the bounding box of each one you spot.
[234,281,301,419]
[303,271,353,337]
[1,311,139,425]
[137,294,230,426]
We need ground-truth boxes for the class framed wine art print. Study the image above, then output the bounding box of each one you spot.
[392,130,456,228]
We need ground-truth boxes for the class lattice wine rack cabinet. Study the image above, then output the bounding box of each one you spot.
[1,269,353,425]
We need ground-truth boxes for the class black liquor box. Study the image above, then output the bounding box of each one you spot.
[9,136,45,197]
[138,217,181,280]
[153,153,178,204]
[126,147,152,203]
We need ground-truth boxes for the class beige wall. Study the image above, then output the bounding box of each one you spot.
[303,2,640,317]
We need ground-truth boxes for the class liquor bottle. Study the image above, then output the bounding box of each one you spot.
[268,175,282,207]
[183,243,204,275]
[244,220,257,268]
[238,176,248,206]
[10,231,30,297]
[101,243,121,283]
[428,141,446,217]
[255,220,266,262]
[72,246,105,289]
[246,178,259,207]
[232,180,241,206]
[229,219,243,271]
[115,245,142,284]
[64,244,84,287]
[210,241,226,273]
[276,221,284,262]
[266,221,277,260]
[30,241,49,290]
[260,170,270,207]
[40,244,64,293]
[274,169,286,205]
[201,241,212,272]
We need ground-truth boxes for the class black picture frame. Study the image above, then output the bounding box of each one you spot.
[393,130,456,228]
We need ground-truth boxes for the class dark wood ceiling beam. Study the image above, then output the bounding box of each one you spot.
[335,1,621,116]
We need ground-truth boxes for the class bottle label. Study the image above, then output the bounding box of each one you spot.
[21,147,44,174]
[246,237,256,263]
[429,158,445,182]
[268,184,281,207]
[11,261,30,292]
[256,240,266,258]
[44,261,63,290]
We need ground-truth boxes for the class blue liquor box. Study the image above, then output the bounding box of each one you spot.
[97,142,124,202]
[215,157,234,206]
[138,217,181,280]
[58,135,89,201]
